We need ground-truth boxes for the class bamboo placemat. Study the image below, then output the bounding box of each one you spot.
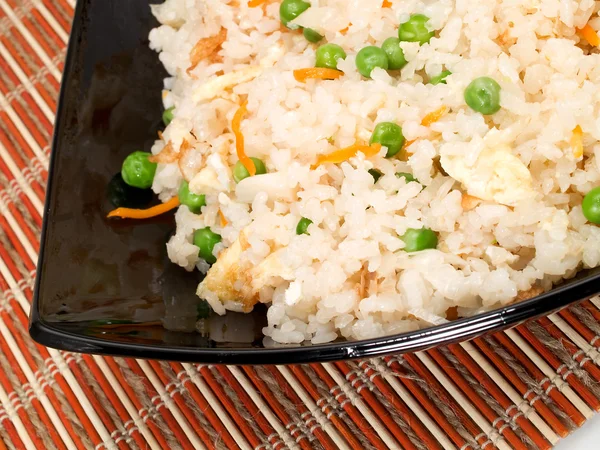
[2,0,600,448]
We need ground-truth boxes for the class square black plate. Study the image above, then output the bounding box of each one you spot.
[30,0,600,364]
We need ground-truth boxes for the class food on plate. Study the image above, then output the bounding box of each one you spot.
[356,46,389,78]
[397,14,434,45]
[121,151,157,189]
[108,0,600,344]
[463,77,502,115]
[315,43,347,70]
[381,37,407,70]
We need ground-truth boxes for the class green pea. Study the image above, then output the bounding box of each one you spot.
[429,70,451,85]
[370,122,405,158]
[197,300,211,319]
[163,107,175,126]
[233,157,267,183]
[296,217,313,235]
[583,187,600,224]
[369,169,382,183]
[303,28,323,43]
[464,77,501,115]
[356,46,389,78]
[315,43,347,70]
[193,227,222,264]
[396,172,417,183]
[400,228,438,252]
[121,151,157,189]
[280,0,311,29]
[381,37,407,70]
[398,14,434,45]
[178,181,206,214]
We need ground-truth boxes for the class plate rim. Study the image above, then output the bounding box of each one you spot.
[30,274,599,364]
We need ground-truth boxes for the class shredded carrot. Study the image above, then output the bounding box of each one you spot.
[248,0,266,6]
[571,125,583,159]
[340,23,352,34]
[312,142,382,169]
[421,105,448,127]
[382,0,392,7]
[232,101,256,176]
[578,23,600,47]
[218,210,229,227]
[107,197,180,219]
[293,68,344,83]
[401,106,447,155]
[400,140,416,159]
[403,139,416,149]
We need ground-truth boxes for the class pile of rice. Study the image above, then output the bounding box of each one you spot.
[149,0,600,344]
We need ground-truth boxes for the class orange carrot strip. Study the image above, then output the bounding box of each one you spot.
[339,22,352,34]
[232,101,256,176]
[107,197,180,219]
[421,105,447,127]
[402,140,416,158]
[293,68,344,83]
[382,0,392,7]
[312,142,382,169]
[571,125,583,158]
[218,210,228,227]
[578,23,600,47]
[248,0,266,6]
[400,106,448,155]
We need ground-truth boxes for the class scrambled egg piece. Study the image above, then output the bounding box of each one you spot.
[192,43,284,103]
[235,171,296,203]
[193,66,263,103]
[440,145,534,206]
[189,154,231,194]
[251,250,293,292]
[197,232,293,314]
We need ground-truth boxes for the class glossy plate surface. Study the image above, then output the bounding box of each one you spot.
[30,0,600,364]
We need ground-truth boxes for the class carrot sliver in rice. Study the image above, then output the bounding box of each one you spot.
[107,197,180,219]
[382,0,392,7]
[232,101,256,176]
[219,210,228,227]
[403,139,416,153]
[571,125,583,158]
[248,0,266,6]
[402,106,447,154]
[312,142,382,168]
[293,68,344,82]
[578,23,600,47]
[421,106,447,127]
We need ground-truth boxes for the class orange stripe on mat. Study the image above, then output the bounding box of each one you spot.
[517,324,600,411]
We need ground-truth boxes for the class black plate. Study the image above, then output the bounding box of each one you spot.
[30,0,600,364]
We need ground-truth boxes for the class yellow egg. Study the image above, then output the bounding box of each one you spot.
[440,145,534,206]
